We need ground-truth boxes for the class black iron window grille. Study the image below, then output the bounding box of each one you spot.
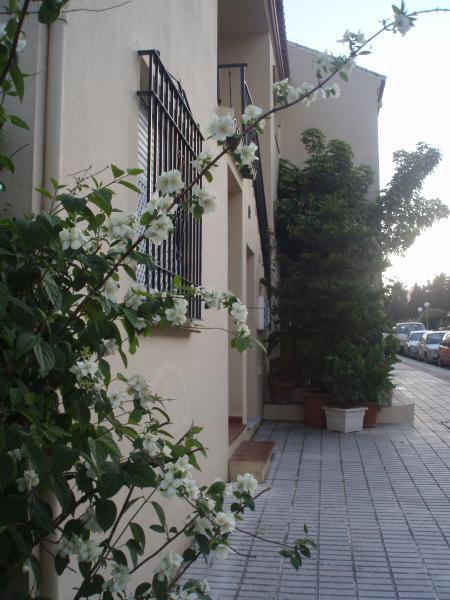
[137,50,203,319]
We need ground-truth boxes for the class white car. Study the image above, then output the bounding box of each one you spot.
[406,330,426,359]
[394,322,425,354]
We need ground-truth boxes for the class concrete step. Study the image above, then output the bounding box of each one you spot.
[229,441,275,483]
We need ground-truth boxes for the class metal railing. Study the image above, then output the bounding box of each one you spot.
[137,50,203,318]
[217,64,271,288]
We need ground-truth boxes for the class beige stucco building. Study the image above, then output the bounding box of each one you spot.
[2,1,385,595]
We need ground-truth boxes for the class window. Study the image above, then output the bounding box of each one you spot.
[137,50,203,319]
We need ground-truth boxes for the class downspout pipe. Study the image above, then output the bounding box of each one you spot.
[39,17,67,600]
[42,16,67,210]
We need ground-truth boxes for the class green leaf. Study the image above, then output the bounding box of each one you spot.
[31,500,53,533]
[127,168,144,175]
[16,332,38,358]
[95,499,117,531]
[122,462,156,488]
[78,574,105,597]
[10,65,24,101]
[151,501,166,529]
[43,273,62,309]
[205,170,213,183]
[152,573,167,600]
[9,114,29,130]
[22,437,45,476]
[51,444,77,473]
[339,71,349,82]
[80,254,110,273]
[33,340,55,376]
[111,164,125,178]
[54,554,69,575]
[126,538,140,567]
[50,474,73,513]
[38,0,65,25]
[118,180,141,193]
[59,194,87,214]
[130,522,145,549]
[34,187,53,200]
[89,189,113,216]
[99,470,123,499]
[149,524,165,533]
[133,251,155,271]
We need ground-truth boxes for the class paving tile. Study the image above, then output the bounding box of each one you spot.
[181,363,450,599]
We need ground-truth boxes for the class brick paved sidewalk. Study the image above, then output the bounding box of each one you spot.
[184,363,450,599]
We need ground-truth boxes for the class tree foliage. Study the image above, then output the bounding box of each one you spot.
[273,129,393,404]
[376,143,448,256]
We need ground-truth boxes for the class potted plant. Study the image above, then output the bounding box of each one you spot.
[321,342,368,433]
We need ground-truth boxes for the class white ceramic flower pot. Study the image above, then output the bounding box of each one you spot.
[323,406,368,433]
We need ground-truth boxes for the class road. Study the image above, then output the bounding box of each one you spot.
[398,354,450,383]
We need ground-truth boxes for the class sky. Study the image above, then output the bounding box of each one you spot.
[283,0,450,290]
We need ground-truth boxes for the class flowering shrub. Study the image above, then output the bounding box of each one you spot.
[0,1,447,598]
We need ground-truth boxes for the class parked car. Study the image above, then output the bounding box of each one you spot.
[394,322,425,354]
[417,331,448,363]
[406,330,426,359]
[438,332,450,367]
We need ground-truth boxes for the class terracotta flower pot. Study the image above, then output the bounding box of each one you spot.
[302,389,329,427]
[274,355,298,384]
[270,381,296,404]
[363,402,378,428]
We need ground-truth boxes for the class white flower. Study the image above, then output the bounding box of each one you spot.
[142,432,160,457]
[69,356,98,380]
[143,192,173,215]
[8,448,22,462]
[230,301,248,323]
[161,444,172,458]
[207,113,236,142]
[81,506,102,533]
[393,13,412,36]
[235,473,258,495]
[81,459,96,480]
[135,317,147,330]
[192,150,214,171]
[174,454,193,476]
[338,29,365,44]
[194,516,211,537]
[286,86,301,104]
[103,338,118,355]
[16,469,39,492]
[78,539,102,563]
[145,213,173,245]
[59,226,87,250]
[242,104,263,125]
[107,562,131,593]
[157,551,183,581]
[106,212,135,241]
[124,283,147,311]
[103,278,119,301]
[16,33,27,53]
[273,78,290,100]
[165,297,188,326]
[313,52,333,77]
[321,83,341,99]
[214,511,235,534]
[192,186,218,214]
[237,323,251,337]
[235,142,259,167]
[170,590,198,600]
[215,544,230,560]
[199,579,210,593]
[183,478,200,501]
[57,535,80,558]
[201,286,222,309]
[156,170,184,195]
[159,471,183,497]
[206,498,216,511]
[224,482,234,498]
[298,82,318,107]
[108,390,126,411]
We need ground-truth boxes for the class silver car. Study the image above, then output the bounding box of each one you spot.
[417,331,448,363]
[394,322,425,354]
[406,330,426,359]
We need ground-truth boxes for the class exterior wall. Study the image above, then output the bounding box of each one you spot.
[2,1,283,594]
[281,42,384,194]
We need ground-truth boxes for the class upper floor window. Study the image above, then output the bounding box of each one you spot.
[136,50,203,319]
